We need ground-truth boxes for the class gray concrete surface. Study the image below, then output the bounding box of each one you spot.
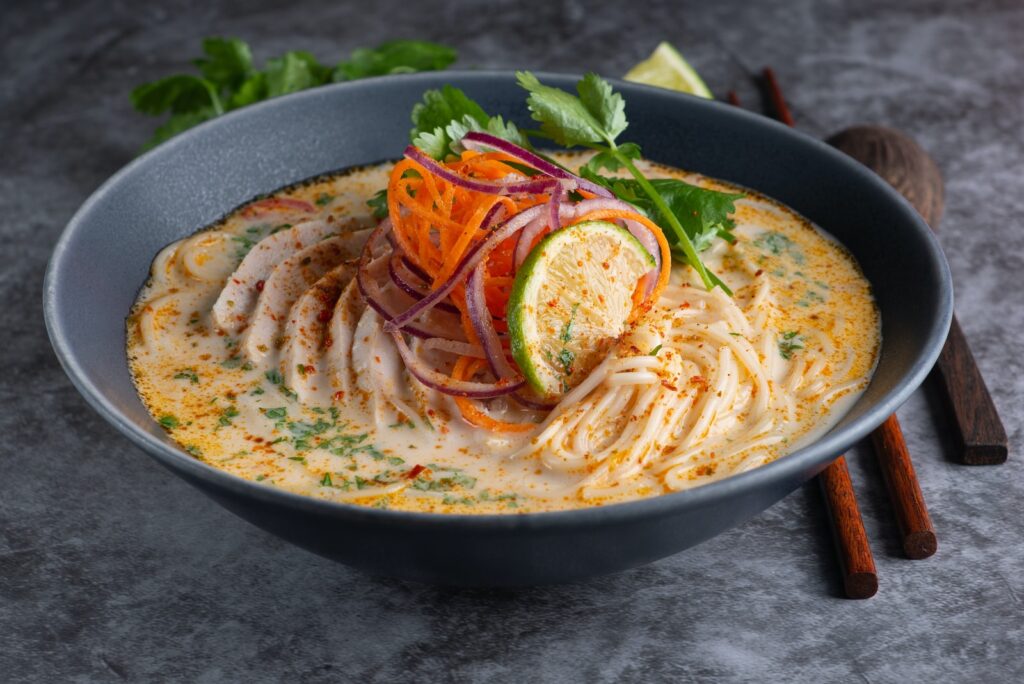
[2,0,1022,681]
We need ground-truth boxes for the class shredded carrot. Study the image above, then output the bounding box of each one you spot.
[383,150,673,432]
[452,357,536,433]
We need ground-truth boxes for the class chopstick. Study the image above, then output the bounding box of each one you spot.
[872,416,937,558]
[818,457,879,598]
[757,67,940,569]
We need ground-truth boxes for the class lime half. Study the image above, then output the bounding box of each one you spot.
[508,221,656,399]
[624,42,713,99]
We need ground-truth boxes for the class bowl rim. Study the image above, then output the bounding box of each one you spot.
[43,69,953,530]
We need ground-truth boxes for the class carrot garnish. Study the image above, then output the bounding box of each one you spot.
[452,357,536,432]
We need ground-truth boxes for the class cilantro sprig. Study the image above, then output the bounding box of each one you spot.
[131,38,456,151]
[410,85,530,159]
[516,71,736,292]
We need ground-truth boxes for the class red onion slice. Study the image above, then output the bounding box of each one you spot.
[466,264,522,381]
[405,146,560,196]
[390,331,523,398]
[513,195,580,269]
[460,131,614,199]
[383,203,548,332]
[388,250,460,314]
[356,221,453,339]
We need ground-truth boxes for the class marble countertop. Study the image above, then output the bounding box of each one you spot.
[3,0,1021,681]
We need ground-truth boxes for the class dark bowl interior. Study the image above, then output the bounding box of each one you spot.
[44,71,951,586]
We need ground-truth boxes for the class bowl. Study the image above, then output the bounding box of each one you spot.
[44,71,952,586]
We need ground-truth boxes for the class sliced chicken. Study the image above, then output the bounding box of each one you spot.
[212,220,336,334]
[280,263,356,405]
[242,233,363,366]
[325,278,367,401]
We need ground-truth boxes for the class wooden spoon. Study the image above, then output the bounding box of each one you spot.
[828,126,1008,467]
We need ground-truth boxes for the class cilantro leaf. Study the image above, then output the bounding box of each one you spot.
[580,170,742,253]
[576,72,628,142]
[411,85,488,140]
[193,37,253,93]
[410,86,529,159]
[228,72,267,110]
[131,38,457,152]
[333,40,456,81]
[266,51,329,97]
[581,142,641,174]
[131,74,222,116]
[517,71,612,147]
[444,114,530,154]
[367,189,389,219]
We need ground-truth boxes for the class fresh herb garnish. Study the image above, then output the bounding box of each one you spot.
[649,344,663,356]
[515,71,737,293]
[131,38,456,150]
[218,405,239,427]
[367,189,389,218]
[410,84,530,159]
[173,369,200,384]
[158,415,180,430]
[778,331,805,360]
[559,303,579,343]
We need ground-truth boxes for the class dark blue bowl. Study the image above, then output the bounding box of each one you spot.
[43,72,952,586]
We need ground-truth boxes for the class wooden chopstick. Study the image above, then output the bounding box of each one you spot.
[935,317,1008,464]
[818,457,879,598]
[735,68,875,596]
[871,416,937,558]
[761,67,795,126]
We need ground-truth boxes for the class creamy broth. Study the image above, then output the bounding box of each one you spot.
[127,154,879,514]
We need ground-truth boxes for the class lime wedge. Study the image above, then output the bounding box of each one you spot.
[624,41,713,99]
[508,221,656,398]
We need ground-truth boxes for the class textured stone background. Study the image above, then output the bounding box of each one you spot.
[3,0,1022,681]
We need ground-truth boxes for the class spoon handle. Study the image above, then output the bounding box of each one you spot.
[934,316,1008,464]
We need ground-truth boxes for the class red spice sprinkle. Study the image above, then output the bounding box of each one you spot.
[754,269,764,277]
[332,391,345,401]
[317,309,332,323]
[255,280,265,292]
[405,464,427,480]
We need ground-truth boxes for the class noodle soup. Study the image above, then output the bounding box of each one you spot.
[128,153,879,514]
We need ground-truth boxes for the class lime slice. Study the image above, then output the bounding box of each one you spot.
[624,42,713,99]
[508,221,656,398]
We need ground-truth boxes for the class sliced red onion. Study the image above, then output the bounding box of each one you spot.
[356,221,453,339]
[513,202,579,269]
[383,203,548,332]
[466,264,522,381]
[460,131,614,199]
[390,331,523,398]
[388,250,460,314]
[405,146,559,196]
